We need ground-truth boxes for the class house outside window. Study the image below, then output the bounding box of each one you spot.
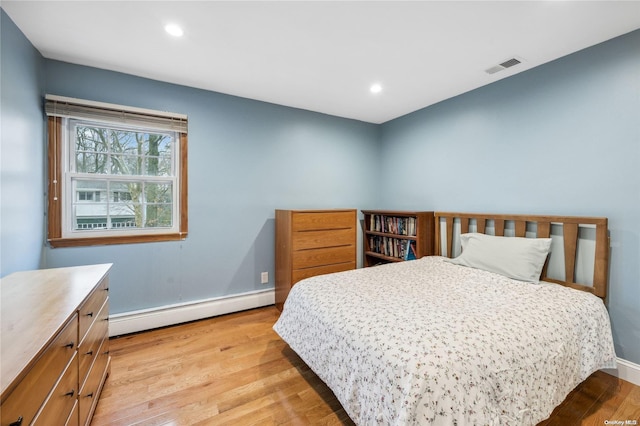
[46,95,188,247]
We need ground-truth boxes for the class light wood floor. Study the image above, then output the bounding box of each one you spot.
[92,306,640,425]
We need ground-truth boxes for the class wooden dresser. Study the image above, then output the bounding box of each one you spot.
[1,264,112,426]
[275,209,357,311]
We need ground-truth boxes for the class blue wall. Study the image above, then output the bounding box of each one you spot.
[379,30,640,364]
[41,61,380,314]
[0,10,45,276]
[2,7,638,365]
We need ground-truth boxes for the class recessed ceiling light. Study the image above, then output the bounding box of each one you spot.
[369,83,382,93]
[164,24,184,37]
[370,83,383,94]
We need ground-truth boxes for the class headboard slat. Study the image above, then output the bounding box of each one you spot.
[563,223,579,284]
[460,217,470,235]
[594,222,609,298]
[514,220,526,237]
[537,222,551,238]
[446,217,454,258]
[495,219,505,236]
[477,218,486,234]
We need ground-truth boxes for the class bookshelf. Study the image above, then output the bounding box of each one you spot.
[362,210,434,267]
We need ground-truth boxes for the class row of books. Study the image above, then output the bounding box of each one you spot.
[368,236,417,260]
[369,214,417,236]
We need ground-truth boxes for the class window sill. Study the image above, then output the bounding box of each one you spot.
[48,232,187,248]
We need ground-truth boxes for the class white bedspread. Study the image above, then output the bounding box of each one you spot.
[273,256,616,426]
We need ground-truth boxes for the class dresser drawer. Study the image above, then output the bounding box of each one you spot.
[292,262,356,284]
[292,211,355,231]
[79,276,108,342]
[1,315,78,426]
[65,401,79,426]
[78,298,109,385]
[32,353,78,425]
[292,228,355,251]
[292,245,355,269]
[79,338,110,426]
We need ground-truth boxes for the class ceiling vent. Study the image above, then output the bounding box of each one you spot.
[485,57,522,75]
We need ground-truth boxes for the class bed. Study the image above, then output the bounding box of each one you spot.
[273,212,617,425]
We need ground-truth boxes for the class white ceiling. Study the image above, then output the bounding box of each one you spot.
[3,1,640,124]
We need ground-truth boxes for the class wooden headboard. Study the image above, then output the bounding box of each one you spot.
[434,212,610,299]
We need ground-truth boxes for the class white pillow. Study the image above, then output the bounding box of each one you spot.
[444,233,552,282]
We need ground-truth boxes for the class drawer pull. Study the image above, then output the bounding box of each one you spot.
[86,350,94,356]
[85,392,94,398]
[86,312,94,317]
[64,390,75,398]
[64,342,75,349]
[9,416,23,426]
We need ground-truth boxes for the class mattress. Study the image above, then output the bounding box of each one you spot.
[273,256,616,425]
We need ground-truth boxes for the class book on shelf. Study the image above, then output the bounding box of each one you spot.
[404,240,417,261]
[368,235,417,260]
[368,214,417,236]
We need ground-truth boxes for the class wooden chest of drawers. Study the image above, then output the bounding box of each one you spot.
[0,264,112,426]
[275,209,357,310]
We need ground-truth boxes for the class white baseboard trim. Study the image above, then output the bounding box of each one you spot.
[602,357,640,386]
[109,289,275,337]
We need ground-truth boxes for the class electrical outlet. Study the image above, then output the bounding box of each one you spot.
[261,271,269,284]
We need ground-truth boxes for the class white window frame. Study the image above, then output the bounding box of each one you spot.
[61,119,180,239]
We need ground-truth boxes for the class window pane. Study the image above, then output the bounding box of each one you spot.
[144,204,173,228]
[110,181,138,202]
[144,182,172,204]
[144,135,172,176]
[75,127,109,152]
[73,180,108,230]
[111,154,142,175]
[143,157,171,176]
[112,131,138,154]
[76,152,108,173]
[142,134,168,155]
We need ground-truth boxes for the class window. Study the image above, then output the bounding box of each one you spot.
[113,191,132,202]
[77,191,100,201]
[46,95,188,247]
